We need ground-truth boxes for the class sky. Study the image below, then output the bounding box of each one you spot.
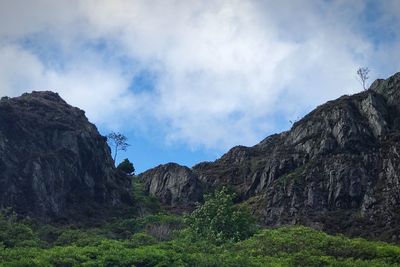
[0,0,399,173]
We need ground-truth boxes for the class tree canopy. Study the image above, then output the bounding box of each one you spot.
[185,186,257,244]
[357,67,370,90]
[117,158,135,175]
[107,132,129,162]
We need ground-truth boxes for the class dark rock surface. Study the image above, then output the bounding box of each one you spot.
[0,91,132,222]
[139,163,202,207]
[141,72,400,241]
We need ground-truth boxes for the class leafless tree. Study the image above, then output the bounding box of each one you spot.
[107,132,129,162]
[145,223,174,241]
[357,67,370,90]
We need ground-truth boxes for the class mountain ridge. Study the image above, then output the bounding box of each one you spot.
[0,91,133,222]
[140,72,400,241]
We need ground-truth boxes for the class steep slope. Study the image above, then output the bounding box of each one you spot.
[139,163,203,208]
[140,72,400,241]
[0,91,132,222]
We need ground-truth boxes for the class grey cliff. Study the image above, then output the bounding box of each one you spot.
[0,91,132,222]
[140,72,400,241]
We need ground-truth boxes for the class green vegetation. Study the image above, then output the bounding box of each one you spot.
[1,182,400,266]
[117,158,135,175]
[185,187,257,244]
[132,176,160,214]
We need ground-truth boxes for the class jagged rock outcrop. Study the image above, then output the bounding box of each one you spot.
[139,163,202,207]
[141,72,400,241]
[0,91,132,222]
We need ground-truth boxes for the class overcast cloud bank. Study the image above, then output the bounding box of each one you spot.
[0,0,399,150]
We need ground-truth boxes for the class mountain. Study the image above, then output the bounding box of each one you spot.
[140,72,400,241]
[138,162,203,208]
[0,91,132,222]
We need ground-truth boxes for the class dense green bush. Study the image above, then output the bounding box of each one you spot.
[54,229,103,247]
[1,181,400,267]
[1,226,400,266]
[117,158,135,175]
[0,211,39,248]
[185,187,257,244]
[129,232,157,247]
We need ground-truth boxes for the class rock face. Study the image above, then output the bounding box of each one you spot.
[0,91,132,222]
[139,163,202,207]
[141,72,400,241]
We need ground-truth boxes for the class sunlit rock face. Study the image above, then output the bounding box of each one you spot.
[139,163,203,208]
[142,72,400,241]
[0,91,132,222]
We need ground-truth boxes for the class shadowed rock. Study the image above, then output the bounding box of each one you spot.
[0,91,132,222]
[141,72,400,241]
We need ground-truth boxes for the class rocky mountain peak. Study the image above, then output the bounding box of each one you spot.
[140,72,400,241]
[22,90,65,101]
[0,91,132,222]
[370,72,400,105]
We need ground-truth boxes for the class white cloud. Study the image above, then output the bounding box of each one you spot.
[0,0,399,150]
[0,44,140,129]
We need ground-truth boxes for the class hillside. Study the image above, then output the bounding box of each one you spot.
[1,194,400,267]
[0,91,132,222]
[1,79,400,266]
[140,72,400,242]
